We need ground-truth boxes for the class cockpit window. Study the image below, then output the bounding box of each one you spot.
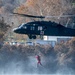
[18,23,25,28]
[23,26,27,29]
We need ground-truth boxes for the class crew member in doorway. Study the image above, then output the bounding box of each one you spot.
[36,55,42,67]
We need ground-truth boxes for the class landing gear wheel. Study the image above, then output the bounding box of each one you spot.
[28,35,36,39]
[29,35,32,39]
[33,36,36,39]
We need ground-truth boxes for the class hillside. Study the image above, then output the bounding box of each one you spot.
[0,17,10,41]
[14,0,75,27]
[0,0,75,26]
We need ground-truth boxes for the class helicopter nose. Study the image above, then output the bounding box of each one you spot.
[13,28,19,33]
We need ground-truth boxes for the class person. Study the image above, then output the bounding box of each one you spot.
[36,55,42,67]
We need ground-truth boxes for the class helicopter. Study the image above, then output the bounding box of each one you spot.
[13,13,75,39]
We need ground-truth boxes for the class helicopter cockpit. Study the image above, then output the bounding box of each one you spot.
[18,23,26,28]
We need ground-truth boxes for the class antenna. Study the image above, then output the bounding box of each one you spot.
[65,18,70,27]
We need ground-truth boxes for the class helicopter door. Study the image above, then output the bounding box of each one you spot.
[38,26,44,35]
[40,31,44,35]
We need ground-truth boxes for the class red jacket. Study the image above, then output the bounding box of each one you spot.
[36,55,41,61]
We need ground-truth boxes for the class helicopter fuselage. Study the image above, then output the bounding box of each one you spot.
[13,21,75,39]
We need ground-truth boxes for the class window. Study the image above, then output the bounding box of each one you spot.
[31,26,35,30]
[18,23,25,28]
[38,26,43,31]
[23,26,27,29]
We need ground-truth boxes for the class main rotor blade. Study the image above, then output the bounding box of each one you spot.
[45,15,75,18]
[13,13,75,19]
[13,13,45,18]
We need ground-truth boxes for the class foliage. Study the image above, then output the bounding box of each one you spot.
[0,17,10,41]
[14,0,75,28]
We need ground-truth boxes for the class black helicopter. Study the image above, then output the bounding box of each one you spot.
[13,13,75,39]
